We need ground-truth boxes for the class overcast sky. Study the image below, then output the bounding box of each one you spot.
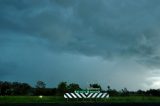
[1,0,160,90]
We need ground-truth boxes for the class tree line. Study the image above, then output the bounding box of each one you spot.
[0,80,160,96]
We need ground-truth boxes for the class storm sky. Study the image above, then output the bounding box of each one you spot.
[1,0,160,90]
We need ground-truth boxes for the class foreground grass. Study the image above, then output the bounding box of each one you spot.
[0,96,64,104]
[1,96,160,104]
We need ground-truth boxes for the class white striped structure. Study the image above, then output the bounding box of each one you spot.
[64,92,109,99]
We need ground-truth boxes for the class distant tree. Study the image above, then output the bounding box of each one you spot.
[12,82,19,95]
[67,83,81,92]
[20,83,31,95]
[35,81,46,95]
[36,81,46,88]
[146,89,160,96]
[11,82,31,95]
[107,89,119,96]
[1,81,11,95]
[106,85,119,96]
[57,82,67,95]
[0,81,3,95]
[89,83,102,91]
[121,88,129,96]
[107,85,111,91]
[137,89,145,95]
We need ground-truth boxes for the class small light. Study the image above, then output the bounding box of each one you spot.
[39,95,43,98]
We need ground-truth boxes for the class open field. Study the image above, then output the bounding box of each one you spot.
[1,96,160,104]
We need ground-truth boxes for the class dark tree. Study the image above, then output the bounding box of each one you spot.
[89,83,102,91]
[137,89,145,95]
[121,88,129,96]
[57,82,67,95]
[107,85,111,91]
[35,81,46,95]
[67,83,81,92]
[0,81,3,95]
[107,89,119,96]
[146,89,160,96]
[1,81,11,95]
[36,81,46,88]
[11,82,31,95]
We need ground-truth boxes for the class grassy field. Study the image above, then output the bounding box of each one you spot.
[1,96,160,104]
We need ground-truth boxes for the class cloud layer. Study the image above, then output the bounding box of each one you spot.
[1,0,160,90]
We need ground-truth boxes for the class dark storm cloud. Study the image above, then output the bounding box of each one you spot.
[0,61,16,76]
[0,0,159,58]
[1,0,160,89]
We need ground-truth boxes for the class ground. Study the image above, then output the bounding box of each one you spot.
[1,96,160,104]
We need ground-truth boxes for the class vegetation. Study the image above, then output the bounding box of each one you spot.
[0,80,160,97]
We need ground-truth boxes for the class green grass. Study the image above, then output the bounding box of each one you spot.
[0,96,65,104]
[1,96,160,104]
[106,96,160,103]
